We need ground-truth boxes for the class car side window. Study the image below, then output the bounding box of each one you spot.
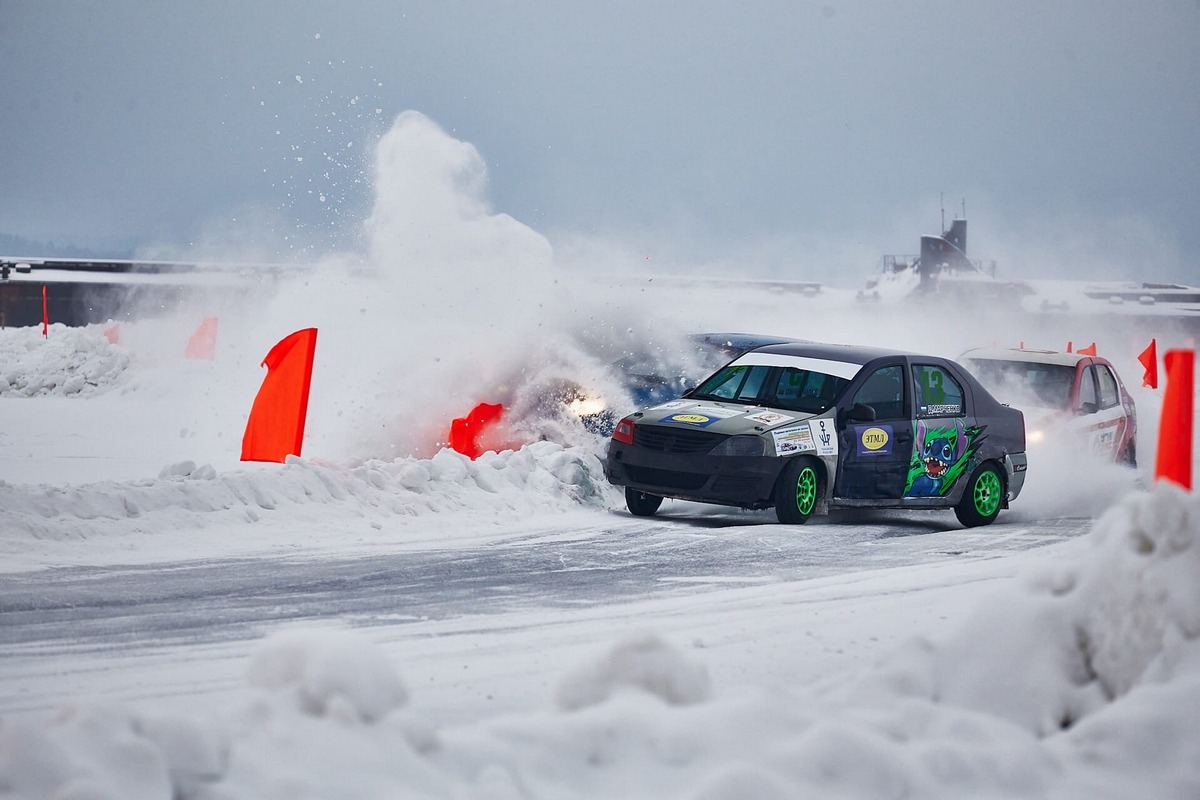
[1097,365,1120,409]
[1077,366,1099,412]
[851,365,906,420]
[913,365,965,417]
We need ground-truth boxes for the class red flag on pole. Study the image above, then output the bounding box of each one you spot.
[241,328,319,463]
[1154,349,1194,490]
[185,317,218,359]
[1077,342,1097,356]
[1138,339,1158,389]
[41,285,48,337]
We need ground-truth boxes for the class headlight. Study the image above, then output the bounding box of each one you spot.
[567,396,608,418]
[1027,429,1045,444]
[709,435,767,457]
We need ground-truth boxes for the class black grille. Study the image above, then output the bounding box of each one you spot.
[633,425,724,454]
[625,466,708,491]
[711,475,763,495]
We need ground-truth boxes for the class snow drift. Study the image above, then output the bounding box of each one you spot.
[3,487,1196,799]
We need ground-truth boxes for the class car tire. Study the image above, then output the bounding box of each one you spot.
[625,487,663,517]
[775,456,822,525]
[954,462,1004,528]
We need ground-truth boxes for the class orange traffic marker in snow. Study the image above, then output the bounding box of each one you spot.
[448,402,506,460]
[186,317,218,359]
[1138,339,1158,389]
[1077,342,1097,356]
[241,328,319,463]
[1154,349,1194,490]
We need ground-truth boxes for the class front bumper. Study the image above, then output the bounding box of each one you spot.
[605,440,787,509]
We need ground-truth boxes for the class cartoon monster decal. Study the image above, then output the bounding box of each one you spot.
[905,418,985,497]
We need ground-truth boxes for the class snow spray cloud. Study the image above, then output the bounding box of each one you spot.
[248,111,563,460]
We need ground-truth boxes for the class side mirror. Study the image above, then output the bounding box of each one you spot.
[847,403,876,422]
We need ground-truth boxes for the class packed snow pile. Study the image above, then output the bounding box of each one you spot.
[3,486,1196,799]
[0,323,130,397]
[0,442,615,549]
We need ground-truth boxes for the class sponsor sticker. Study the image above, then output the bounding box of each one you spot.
[809,418,837,456]
[773,425,815,455]
[660,413,716,427]
[747,410,791,426]
[856,424,893,456]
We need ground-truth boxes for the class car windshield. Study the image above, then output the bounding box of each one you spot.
[966,359,1075,409]
[691,364,849,413]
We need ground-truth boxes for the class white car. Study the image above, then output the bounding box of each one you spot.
[959,347,1138,466]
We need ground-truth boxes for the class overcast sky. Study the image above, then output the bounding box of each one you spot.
[1,1,1197,284]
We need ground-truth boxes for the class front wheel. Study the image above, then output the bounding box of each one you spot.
[775,456,822,524]
[954,462,1004,528]
[625,487,663,517]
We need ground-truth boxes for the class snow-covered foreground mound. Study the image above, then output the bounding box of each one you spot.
[3,486,1196,799]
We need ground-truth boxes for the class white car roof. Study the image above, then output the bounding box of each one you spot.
[732,352,863,379]
[959,347,1085,367]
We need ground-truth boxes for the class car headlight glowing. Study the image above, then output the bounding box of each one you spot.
[1027,429,1045,444]
[567,396,608,418]
[709,435,767,457]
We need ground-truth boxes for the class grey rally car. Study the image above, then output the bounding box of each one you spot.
[605,342,1028,528]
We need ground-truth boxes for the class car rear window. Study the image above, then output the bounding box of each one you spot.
[966,359,1075,409]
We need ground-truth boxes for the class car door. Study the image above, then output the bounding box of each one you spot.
[906,362,978,498]
[1075,361,1128,460]
[834,362,914,499]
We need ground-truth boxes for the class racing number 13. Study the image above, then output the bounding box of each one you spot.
[919,369,945,405]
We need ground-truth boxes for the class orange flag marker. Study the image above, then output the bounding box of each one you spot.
[448,402,506,460]
[1077,342,1097,356]
[1154,349,1194,490]
[241,328,319,463]
[41,285,48,337]
[1138,339,1158,389]
[186,317,218,359]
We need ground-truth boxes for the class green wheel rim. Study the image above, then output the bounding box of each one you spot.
[972,470,1002,517]
[795,467,818,516]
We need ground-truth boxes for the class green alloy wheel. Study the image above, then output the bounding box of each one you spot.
[955,462,1003,527]
[775,457,821,524]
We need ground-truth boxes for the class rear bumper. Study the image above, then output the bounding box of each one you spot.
[605,441,787,508]
[1005,452,1028,502]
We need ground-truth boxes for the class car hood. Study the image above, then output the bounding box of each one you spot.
[639,399,817,435]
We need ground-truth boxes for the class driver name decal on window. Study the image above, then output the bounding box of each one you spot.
[923,403,962,415]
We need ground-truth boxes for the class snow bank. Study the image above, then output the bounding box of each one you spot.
[3,486,1197,798]
[0,324,129,397]
[0,442,615,549]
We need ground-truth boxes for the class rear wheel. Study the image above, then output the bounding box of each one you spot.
[625,487,663,517]
[954,462,1004,528]
[775,456,822,524]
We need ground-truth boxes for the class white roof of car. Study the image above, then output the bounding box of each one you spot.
[959,347,1086,367]
[732,352,863,379]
